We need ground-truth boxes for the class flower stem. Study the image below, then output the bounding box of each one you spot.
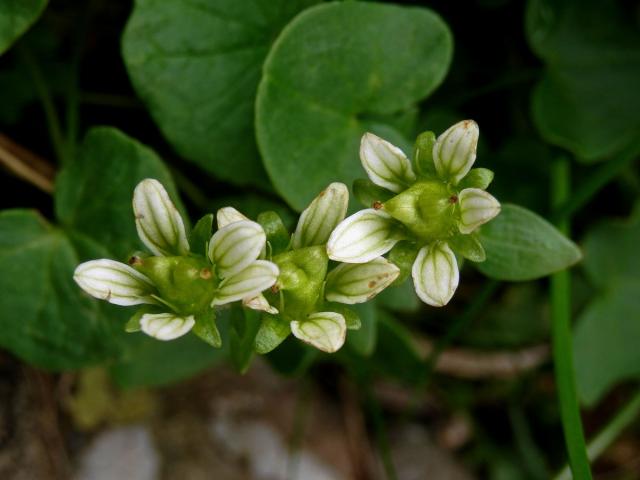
[550,157,592,480]
[554,388,640,480]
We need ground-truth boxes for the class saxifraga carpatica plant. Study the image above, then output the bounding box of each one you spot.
[217,183,400,353]
[73,178,279,346]
[327,120,501,307]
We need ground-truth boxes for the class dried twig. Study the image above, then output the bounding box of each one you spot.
[0,134,55,193]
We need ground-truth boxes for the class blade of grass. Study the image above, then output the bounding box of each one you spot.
[554,388,640,480]
[550,157,592,480]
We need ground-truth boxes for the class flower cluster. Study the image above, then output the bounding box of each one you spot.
[73,120,501,353]
[327,120,500,306]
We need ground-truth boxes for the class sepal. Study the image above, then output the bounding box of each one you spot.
[457,168,494,190]
[257,211,290,256]
[413,131,437,177]
[192,309,221,347]
[448,232,486,262]
[189,214,213,255]
[254,314,291,354]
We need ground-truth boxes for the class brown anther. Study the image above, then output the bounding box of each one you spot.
[128,255,143,266]
[271,284,280,294]
[373,201,383,210]
[199,268,212,280]
[449,195,459,204]
[368,280,377,288]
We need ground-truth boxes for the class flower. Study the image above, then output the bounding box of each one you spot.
[234,183,399,353]
[74,178,279,342]
[327,120,501,307]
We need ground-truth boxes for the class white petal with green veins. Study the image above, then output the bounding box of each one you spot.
[327,209,402,263]
[412,242,459,307]
[208,220,266,277]
[74,259,156,306]
[360,133,416,192]
[291,312,346,353]
[133,178,189,256]
[292,182,348,249]
[243,293,279,314]
[458,188,501,234]
[211,260,279,306]
[216,206,249,229]
[432,120,479,184]
[140,312,195,340]
[325,257,400,304]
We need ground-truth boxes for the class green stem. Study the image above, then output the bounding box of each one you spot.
[18,45,66,164]
[550,157,592,480]
[554,388,640,480]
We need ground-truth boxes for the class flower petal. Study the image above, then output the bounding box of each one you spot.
[458,188,501,234]
[216,206,249,229]
[291,312,346,353]
[243,293,279,314]
[411,242,459,307]
[292,182,348,249]
[360,133,416,192]
[211,260,279,306]
[208,220,266,277]
[432,120,479,184]
[325,257,400,304]
[140,312,195,340]
[133,178,189,256]
[327,209,402,263]
[74,259,156,306]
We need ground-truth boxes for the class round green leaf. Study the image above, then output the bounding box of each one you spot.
[0,0,47,55]
[477,204,582,281]
[55,127,184,260]
[256,2,452,210]
[527,0,640,161]
[122,0,318,185]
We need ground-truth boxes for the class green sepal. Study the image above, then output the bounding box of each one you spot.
[457,168,494,190]
[388,240,420,284]
[254,314,291,354]
[353,178,394,208]
[125,306,156,333]
[413,131,438,177]
[192,309,221,348]
[325,302,361,330]
[257,211,290,256]
[448,232,486,263]
[189,214,213,256]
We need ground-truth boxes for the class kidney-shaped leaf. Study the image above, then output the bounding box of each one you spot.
[0,0,47,55]
[256,2,452,210]
[55,127,184,260]
[0,210,127,370]
[527,0,640,161]
[477,204,582,281]
[122,0,318,185]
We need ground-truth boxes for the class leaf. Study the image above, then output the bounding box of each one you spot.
[0,210,128,370]
[477,204,582,281]
[110,331,226,388]
[122,0,318,185]
[256,2,453,210]
[527,0,640,161]
[574,282,640,406]
[0,0,47,55]
[346,302,377,356]
[55,127,184,261]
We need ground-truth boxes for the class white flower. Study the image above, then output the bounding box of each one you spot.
[432,120,479,185]
[457,188,501,234]
[133,178,189,256]
[216,206,249,229]
[325,257,400,304]
[292,183,348,249]
[360,133,416,192]
[327,209,403,263]
[290,312,347,353]
[208,220,266,277]
[211,260,279,306]
[243,293,279,314]
[140,312,195,340]
[74,259,156,306]
[412,241,459,307]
